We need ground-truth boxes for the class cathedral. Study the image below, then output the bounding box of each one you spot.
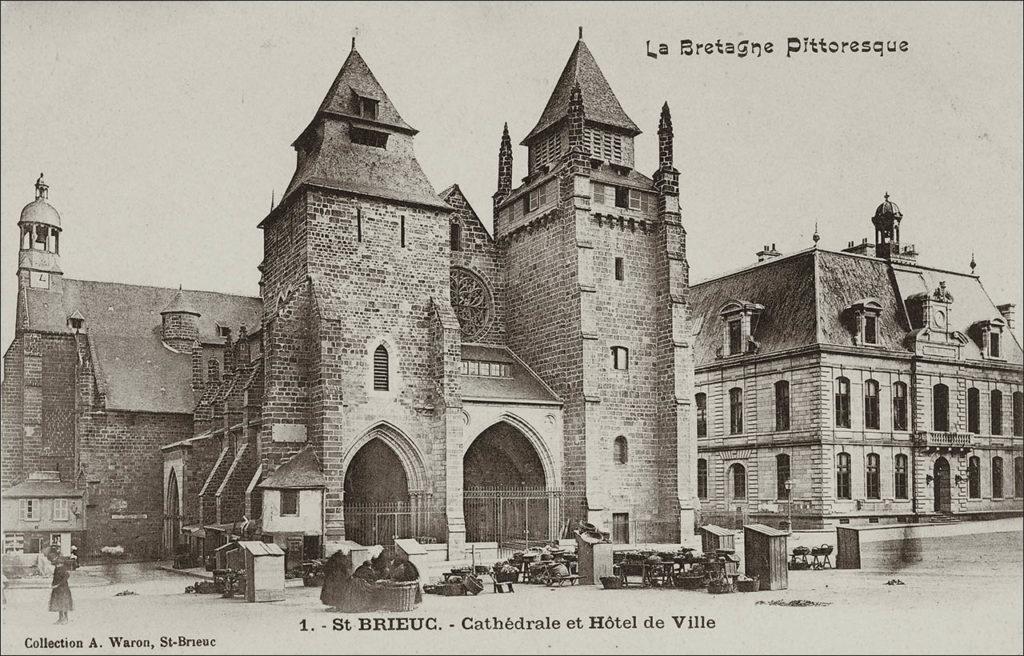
[1,36,697,565]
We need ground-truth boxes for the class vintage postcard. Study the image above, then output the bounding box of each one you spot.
[1,2,1021,654]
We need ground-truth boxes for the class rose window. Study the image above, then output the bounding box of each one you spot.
[450,268,491,340]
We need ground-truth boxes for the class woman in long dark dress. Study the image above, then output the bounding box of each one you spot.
[48,554,73,624]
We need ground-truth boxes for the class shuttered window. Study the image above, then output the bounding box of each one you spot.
[373,345,389,391]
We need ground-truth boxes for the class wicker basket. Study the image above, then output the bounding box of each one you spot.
[600,576,625,590]
[737,578,760,593]
[675,575,705,590]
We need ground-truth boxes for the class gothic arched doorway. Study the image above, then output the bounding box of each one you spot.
[343,437,416,546]
[933,457,951,513]
[164,470,181,556]
[463,421,556,548]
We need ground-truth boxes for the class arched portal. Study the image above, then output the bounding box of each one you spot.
[164,470,181,555]
[343,438,414,546]
[463,421,555,547]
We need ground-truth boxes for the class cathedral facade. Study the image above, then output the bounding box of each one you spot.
[2,37,697,564]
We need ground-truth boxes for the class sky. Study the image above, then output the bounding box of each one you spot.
[2,1,1022,351]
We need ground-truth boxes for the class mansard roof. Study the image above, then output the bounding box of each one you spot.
[689,249,1023,367]
[20,279,261,413]
[523,38,640,144]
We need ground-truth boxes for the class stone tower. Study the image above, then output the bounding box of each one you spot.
[494,36,696,538]
[257,42,456,555]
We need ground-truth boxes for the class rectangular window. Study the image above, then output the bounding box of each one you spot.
[52,498,70,521]
[450,223,462,251]
[697,459,708,499]
[992,457,1004,499]
[614,257,624,281]
[990,332,1000,358]
[614,186,629,209]
[3,533,24,554]
[356,208,362,242]
[20,499,38,521]
[399,216,406,247]
[696,393,707,438]
[895,454,908,499]
[611,346,629,371]
[864,315,878,344]
[359,96,379,119]
[280,490,299,516]
[968,457,981,499]
[728,320,743,356]
[775,381,791,431]
[628,189,642,211]
[933,384,949,432]
[640,192,656,215]
[991,390,1003,436]
[729,387,744,434]
[612,513,630,544]
[592,182,606,206]
[350,126,388,148]
[1014,392,1023,437]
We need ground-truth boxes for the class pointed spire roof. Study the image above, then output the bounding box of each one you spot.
[160,285,200,316]
[313,47,415,135]
[523,38,639,144]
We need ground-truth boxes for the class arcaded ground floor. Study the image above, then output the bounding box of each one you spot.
[3,522,1021,655]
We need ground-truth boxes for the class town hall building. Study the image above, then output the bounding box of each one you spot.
[2,36,697,565]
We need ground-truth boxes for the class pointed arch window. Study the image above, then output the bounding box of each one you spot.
[835,377,851,428]
[864,380,880,430]
[933,383,949,431]
[836,452,852,500]
[775,381,790,431]
[968,456,981,499]
[968,387,981,434]
[893,381,908,431]
[373,345,390,391]
[991,389,1003,436]
[866,453,881,499]
[894,454,909,499]
[695,393,707,438]
[613,436,628,465]
[207,359,221,383]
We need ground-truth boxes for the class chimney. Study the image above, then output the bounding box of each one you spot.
[756,243,782,263]
[997,303,1016,331]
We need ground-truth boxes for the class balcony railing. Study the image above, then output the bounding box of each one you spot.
[913,431,974,449]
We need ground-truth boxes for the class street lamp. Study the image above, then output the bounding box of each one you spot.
[784,479,793,534]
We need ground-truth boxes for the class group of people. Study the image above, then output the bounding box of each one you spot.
[320,551,421,612]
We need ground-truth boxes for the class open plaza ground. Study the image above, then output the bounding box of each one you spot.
[2,523,1021,655]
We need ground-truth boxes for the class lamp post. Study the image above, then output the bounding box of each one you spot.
[785,479,793,534]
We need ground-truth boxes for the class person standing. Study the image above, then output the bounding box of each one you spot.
[48,552,73,625]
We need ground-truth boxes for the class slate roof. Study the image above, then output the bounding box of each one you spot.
[523,39,640,144]
[689,248,1022,368]
[21,279,261,413]
[2,479,83,499]
[258,447,325,489]
[460,344,561,404]
[277,48,450,212]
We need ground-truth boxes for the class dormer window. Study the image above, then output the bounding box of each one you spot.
[67,312,85,332]
[216,324,232,339]
[847,298,883,346]
[973,317,1006,360]
[358,96,379,120]
[719,300,764,357]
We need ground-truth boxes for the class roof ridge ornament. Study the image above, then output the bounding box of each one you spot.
[812,222,820,247]
[970,252,977,274]
[35,172,48,200]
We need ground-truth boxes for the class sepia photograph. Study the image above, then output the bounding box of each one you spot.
[1,2,1022,654]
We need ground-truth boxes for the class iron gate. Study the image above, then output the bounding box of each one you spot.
[343,502,443,551]
[464,487,561,552]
